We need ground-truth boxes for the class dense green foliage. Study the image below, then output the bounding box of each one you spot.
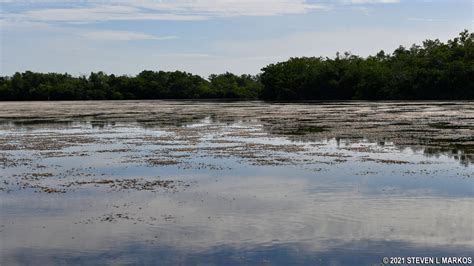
[0,71,261,100]
[261,30,473,100]
[1,30,472,101]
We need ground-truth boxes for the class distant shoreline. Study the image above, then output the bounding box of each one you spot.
[1,30,472,101]
[1,99,473,103]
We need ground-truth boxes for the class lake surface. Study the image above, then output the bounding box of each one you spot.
[0,101,473,265]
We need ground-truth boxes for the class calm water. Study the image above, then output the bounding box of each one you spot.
[0,101,473,265]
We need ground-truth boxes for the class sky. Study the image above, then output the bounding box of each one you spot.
[0,0,472,77]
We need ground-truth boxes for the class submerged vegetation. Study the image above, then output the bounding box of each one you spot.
[1,30,473,101]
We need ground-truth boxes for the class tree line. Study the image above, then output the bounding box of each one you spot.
[0,71,262,101]
[1,30,472,101]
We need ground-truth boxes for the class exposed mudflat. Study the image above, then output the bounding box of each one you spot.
[0,101,473,265]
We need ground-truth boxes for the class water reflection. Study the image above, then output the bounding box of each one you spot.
[0,101,473,265]
[1,178,473,265]
[4,241,473,265]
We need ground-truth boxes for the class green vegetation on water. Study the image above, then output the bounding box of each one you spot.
[1,30,472,101]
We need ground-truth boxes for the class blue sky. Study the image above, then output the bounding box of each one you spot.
[0,0,472,77]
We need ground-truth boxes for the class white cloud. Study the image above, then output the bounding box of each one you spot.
[3,5,207,22]
[127,0,327,17]
[407,17,448,22]
[156,53,214,58]
[0,1,326,24]
[79,30,177,41]
[0,0,404,26]
[0,17,177,41]
[347,0,399,3]
[0,0,398,23]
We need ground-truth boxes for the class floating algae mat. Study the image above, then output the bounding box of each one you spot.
[0,101,473,265]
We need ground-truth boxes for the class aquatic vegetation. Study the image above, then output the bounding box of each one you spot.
[0,101,472,265]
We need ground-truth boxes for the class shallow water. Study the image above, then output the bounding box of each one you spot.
[0,101,473,265]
